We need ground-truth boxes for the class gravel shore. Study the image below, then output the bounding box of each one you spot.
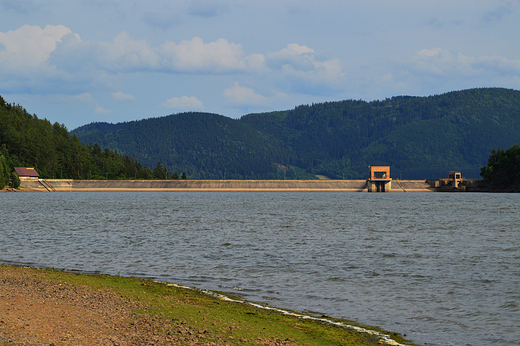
[0,265,303,346]
[1,265,179,345]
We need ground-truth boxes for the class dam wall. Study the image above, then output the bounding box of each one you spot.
[21,179,436,192]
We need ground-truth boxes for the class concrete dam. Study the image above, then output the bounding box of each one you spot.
[21,179,436,192]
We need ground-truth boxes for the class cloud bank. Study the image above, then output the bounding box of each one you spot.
[0,25,349,101]
[162,96,204,110]
[3,24,519,98]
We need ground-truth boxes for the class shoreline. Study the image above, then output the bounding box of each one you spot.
[0,264,414,346]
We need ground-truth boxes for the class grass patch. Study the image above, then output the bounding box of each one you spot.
[10,265,417,345]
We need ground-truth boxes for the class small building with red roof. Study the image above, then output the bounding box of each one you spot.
[14,167,40,180]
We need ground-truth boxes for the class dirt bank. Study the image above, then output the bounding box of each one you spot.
[1,265,407,346]
[0,187,19,192]
[0,265,304,346]
[1,266,187,345]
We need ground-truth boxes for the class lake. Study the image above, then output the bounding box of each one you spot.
[1,192,519,345]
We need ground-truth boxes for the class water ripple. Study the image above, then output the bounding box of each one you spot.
[1,192,519,346]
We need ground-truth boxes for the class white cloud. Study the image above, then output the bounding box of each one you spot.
[287,56,343,85]
[74,92,95,104]
[97,31,160,71]
[95,105,111,114]
[112,91,135,102]
[264,43,345,94]
[49,32,95,73]
[160,37,248,73]
[0,24,348,100]
[0,25,344,98]
[223,82,269,106]
[409,48,462,76]
[54,33,254,74]
[162,96,204,110]
[52,92,94,104]
[245,53,266,70]
[0,25,78,72]
[474,55,520,75]
[266,43,316,71]
[1,26,265,96]
[51,92,111,114]
[408,47,520,78]
[222,82,289,113]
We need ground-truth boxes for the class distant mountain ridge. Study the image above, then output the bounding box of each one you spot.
[72,88,520,179]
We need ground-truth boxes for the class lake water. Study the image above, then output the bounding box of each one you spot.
[1,192,519,345]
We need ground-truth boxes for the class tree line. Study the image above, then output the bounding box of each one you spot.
[0,95,184,189]
[480,144,520,189]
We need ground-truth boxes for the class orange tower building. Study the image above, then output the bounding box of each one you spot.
[367,166,392,192]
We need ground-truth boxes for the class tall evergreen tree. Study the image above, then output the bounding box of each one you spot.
[153,161,170,179]
[480,144,520,188]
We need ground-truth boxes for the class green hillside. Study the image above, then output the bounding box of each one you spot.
[73,113,291,179]
[0,95,154,187]
[72,88,520,179]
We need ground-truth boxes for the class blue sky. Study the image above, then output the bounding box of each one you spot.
[1,0,519,130]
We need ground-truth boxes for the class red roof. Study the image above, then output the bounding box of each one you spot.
[14,167,39,177]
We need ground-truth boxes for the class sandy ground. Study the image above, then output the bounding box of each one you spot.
[0,266,182,345]
[0,266,297,346]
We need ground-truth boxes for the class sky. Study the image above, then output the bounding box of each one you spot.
[1,0,519,130]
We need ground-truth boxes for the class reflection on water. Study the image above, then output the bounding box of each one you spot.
[1,192,520,346]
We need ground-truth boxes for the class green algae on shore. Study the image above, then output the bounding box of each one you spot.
[1,265,417,346]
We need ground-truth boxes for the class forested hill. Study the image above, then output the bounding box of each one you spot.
[73,113,289,179]
[0,95,155,188]
[72,88,520,179]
